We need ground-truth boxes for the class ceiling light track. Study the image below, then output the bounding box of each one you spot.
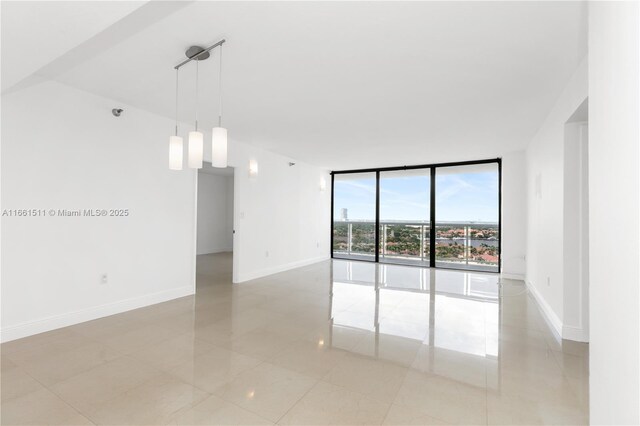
[174,39,226,70]
[169,38,228,171]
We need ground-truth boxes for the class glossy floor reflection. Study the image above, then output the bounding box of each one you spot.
[1,253,588,425]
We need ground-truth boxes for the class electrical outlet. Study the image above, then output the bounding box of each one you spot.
[100,273,108,285]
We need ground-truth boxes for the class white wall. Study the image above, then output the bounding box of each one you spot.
[1,80,197,342]
[211,142,331,283]
[501,150,527,280]
[196,172,233,254]
[525,57,587,338]
[562,121,589,342]
[1,79,333,341]
[225,176,234,250]
[588,2,640,423]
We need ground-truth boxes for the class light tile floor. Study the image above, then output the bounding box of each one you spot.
[1,253,588,425]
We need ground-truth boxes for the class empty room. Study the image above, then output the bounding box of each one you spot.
[1,1,638,425]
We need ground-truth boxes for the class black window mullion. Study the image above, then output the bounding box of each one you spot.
[375,171,380,263]
[330,173,335,259]
[498,159,502,273]
[430,167,436,268]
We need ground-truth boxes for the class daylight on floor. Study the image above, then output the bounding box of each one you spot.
[1,1,639,425]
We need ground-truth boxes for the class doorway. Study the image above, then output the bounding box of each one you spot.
[196,164,235,288]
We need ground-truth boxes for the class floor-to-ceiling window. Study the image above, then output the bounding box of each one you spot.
[379,169,431,266]
[332,172,377,261]
[435,163,500,272]
[331,159,501,272]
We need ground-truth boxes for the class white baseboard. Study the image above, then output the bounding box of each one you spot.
[235,256,330,283]
[0,285,194,343]
[197,247,232,255]
[562,324,589,342]
[500,272,525,281]
[525,279,563,338]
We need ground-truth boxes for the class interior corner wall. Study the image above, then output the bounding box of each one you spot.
[225,177,234,250]
[209,142,331,283]
[525,57,587,337]
[1,80,197,342]
[562,121,589,342]
[196,173,233,255]
[500,150,527,280]
[588,2,640,423]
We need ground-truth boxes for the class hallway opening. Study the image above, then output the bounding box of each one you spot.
[196,165,235,290]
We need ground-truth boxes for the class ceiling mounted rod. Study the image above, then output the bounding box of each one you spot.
[174,39,226,70]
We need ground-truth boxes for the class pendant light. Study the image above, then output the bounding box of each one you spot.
[188,59,204,169]
[211,44,228,168]
[168,39,226,171]
[169,68,183,170]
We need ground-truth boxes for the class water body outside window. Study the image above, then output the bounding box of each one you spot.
[435,163,499,272]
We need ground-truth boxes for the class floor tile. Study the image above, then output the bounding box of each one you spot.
[487,392,587,425]
[168,394,273,425]
[1,355,18,372]
[213,362,317,422]
[351,332,424,367]
[551,350,589,380]
[192,322,238,348]
[268,339,346,378]
[128,333,217,372]
[0,388,94,425]
[227,328,300,361]
[168,346,262,393]
[411,345,487,389]
[305,323,370,352]
[544,336,589,358]
[394,370,487,425]
[0,366,45,402]
[382,403,450,425]
[2,329,97,360]
[487,364,580,407]
[278,381,390,425]
[208,308,288,337]
[100,324,181,355]
[85,374,208,425]
[16,341,123,386]
[50,356,161,415]
[323,353,408,403]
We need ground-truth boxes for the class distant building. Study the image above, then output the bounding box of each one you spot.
[340,208,348,221]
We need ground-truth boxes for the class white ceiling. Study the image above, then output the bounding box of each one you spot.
[1,1,145,91]
[5,1,587,170]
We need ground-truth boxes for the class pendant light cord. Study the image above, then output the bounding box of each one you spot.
[195,58,199,131]
[174,68,179,136]
[218,44,223,127]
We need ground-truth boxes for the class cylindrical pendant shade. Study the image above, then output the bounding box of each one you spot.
[188,131,204,169]
[211,127,228,168]
[169,136,184,170]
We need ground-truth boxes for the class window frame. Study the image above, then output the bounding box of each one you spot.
[330,158,502,273]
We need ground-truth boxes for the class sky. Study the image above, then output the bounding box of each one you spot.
[333,167,499,223]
